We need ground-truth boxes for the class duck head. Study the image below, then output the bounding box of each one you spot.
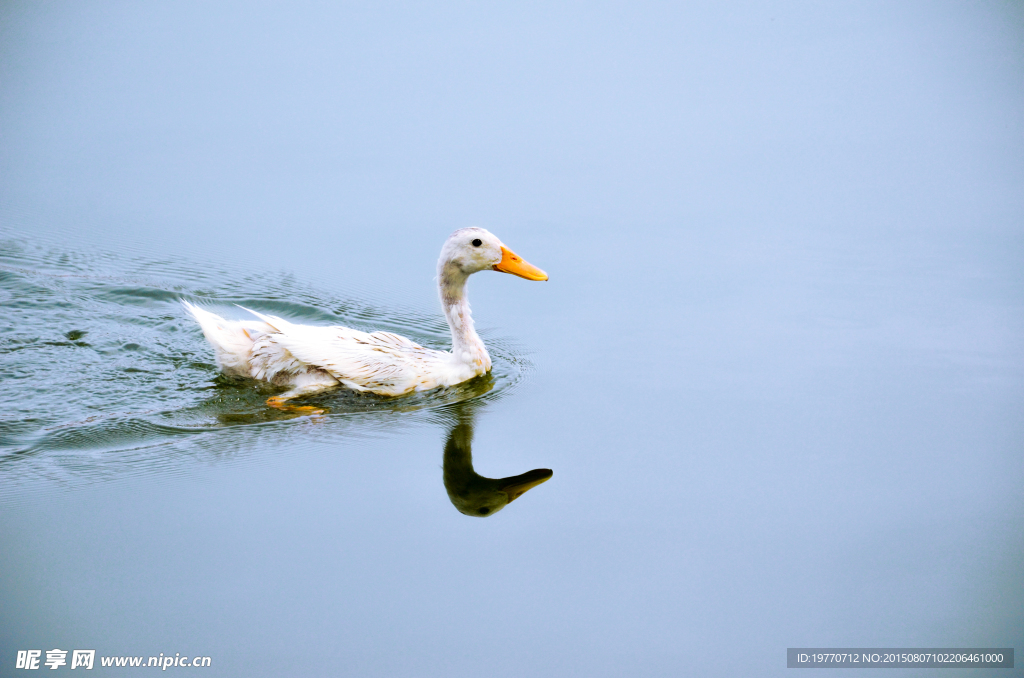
[438,228,548,281]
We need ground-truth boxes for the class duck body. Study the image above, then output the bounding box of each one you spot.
[184,228,546,406]
[183,302,485,398]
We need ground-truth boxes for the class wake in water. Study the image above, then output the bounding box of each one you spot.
[0,237,530,490]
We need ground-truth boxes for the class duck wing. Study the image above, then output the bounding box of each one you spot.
[240,308,442,396]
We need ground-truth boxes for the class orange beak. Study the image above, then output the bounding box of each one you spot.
[492,245,548,281]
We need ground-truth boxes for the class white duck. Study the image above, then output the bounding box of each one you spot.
[183,228,547,410]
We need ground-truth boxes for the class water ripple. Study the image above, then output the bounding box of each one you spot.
[0,236,532,494]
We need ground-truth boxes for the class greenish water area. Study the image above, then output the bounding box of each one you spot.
[2,3,1023,677]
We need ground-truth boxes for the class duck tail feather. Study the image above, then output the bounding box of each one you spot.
[182,300,255,376]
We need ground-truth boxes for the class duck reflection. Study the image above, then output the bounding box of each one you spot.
[441,401,552,517]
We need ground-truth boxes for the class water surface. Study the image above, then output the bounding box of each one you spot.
[1,2,1022,676]
[0,237,529,492]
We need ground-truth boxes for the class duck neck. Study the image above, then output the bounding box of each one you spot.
[438,264,491,369]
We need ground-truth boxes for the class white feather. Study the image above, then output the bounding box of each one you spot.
[183,228,546,404]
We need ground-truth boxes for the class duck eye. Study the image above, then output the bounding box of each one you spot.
[479,507,490,515]
[472,238,482,247]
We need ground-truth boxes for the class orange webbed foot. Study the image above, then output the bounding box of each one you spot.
[266,396,326,416]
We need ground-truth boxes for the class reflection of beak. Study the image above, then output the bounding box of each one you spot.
[493,245,548,281]
[499,468,553,502]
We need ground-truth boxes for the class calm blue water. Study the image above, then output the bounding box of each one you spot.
[2,2,1022,676]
